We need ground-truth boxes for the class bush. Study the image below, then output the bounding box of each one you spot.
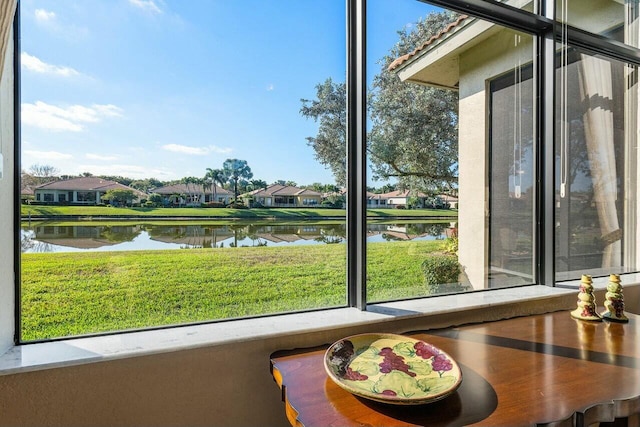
[421,254,462,295]
[203,202,226,208]
[227,201,248,209]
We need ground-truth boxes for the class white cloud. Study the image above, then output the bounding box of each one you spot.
[128,0,163,14]
[267,84,275,91]
[21,52,80,77]
[77,164,173,179]
[24,150,73,160]
[21,101,124,132]
[33,8,89,40]
[161,143,232,156]
[35,9,56,23]
[86,153,118,161]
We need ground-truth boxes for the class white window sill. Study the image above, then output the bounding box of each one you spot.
[0,277,631,377]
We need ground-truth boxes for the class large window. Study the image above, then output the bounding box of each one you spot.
[18,0,348,341]
[14,0,640,342]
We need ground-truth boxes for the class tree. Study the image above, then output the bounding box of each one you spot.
[148,193,164,207]
[181,176,204,205]
[369,10,460,195]
[205,168,226,203]
[26,164,59,186]
[300,78,346,186]
[249,179,268,191]
[101,189,136,206]
[301,11,460,195]
[130,178,164,193]
[222,159,253,201]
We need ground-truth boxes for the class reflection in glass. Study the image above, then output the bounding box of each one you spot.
[555,48,638,281]
[557,0,639,49]
[368,1,536,302]
[489,37,535,287]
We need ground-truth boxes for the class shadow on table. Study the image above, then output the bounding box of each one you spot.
[334,363,497,426]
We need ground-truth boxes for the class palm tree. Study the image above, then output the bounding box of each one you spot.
[222,159,253,202]
[205,168,226,204]
[181,176,203,205]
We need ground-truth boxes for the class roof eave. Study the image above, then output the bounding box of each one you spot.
[393,16,501,89]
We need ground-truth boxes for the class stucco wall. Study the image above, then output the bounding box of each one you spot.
[457,28,534,289]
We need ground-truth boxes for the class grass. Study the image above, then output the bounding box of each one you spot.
[21,240,445,341]
[21,205,457,219]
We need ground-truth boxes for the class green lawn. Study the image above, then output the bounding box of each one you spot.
[21,205,457,219]
[21,240,445,341]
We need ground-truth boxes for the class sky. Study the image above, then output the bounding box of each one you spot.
[20,0,440,186]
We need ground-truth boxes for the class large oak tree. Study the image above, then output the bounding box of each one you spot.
[301,11,459,194]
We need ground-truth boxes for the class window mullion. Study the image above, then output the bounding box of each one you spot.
[346,0,366,309]
[537,0,556,286]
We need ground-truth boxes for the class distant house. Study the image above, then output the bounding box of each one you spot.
[34,177,145,205]
[242,184,322,208]
[366,192,387,208]
[20,183,35,203]
[152,183,232,207]
[439,194,458,209]
[379,190,427,209]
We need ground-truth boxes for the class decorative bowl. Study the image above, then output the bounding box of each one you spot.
[324,333,462,405]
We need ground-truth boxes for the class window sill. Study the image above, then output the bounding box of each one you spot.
[0,278,632,377]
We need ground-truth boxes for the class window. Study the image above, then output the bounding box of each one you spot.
[490,55,535,287]
[13,0,640,342]
[18,0,347,341]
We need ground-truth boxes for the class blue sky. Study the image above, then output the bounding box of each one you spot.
[20,0,439,186]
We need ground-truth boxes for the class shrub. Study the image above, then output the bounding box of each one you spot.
[203,202,226,208]
[227,201,248,209]
[443,236,458,255]
[421,254,462,295]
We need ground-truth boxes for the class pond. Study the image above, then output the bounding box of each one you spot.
[20,220,457,253]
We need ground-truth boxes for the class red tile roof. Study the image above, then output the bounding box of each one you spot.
[246,184,322,198]
[35,177,143,195]
[388,15,469,72]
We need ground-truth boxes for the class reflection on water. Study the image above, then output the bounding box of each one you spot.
[20,221,455,253]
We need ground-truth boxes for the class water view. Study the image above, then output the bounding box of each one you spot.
[20,221,455,253]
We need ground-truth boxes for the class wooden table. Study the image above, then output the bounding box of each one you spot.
[270,311,640,427]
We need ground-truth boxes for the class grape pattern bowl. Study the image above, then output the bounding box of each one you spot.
[324,333,462,405]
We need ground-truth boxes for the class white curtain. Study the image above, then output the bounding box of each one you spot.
[578,55,621,268]
[0,0,17,80]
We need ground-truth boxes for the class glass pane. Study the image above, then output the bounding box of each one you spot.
[20,0,346,341]
[554,46,638,281]
[557,0,640,49]
[366,1,536,302]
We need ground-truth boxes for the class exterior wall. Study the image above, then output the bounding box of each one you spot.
[386,197,406,206]
[296,195,320,206]
[0,26,14,355]
[457,29,533,289]
[35,189,102,204]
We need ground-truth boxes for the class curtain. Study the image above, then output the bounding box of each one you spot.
[0,0,17,80]
[578,54,621,268]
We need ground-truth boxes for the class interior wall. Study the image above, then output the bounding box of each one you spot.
[0,25,14,356]
[0,291,615,427]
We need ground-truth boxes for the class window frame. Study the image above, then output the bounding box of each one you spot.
[12,0,640,344]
